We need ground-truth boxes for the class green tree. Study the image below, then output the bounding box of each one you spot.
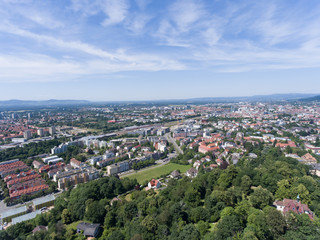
[265,208,287,238]
[249,186,274,209]
[275,179,291,200]
[177,224,200,240]
[184,187,201,207]
[61,209,72,224]
[141,215,158,233]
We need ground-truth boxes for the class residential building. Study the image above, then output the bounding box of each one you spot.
[33,194,55,210]
[169,170,181,179]
[186,167,198,178]
[48,126,56,135]
[24,130,31,140]
[274,196,314,220]
[42,155,63,165]
[37,128,44,137]
[148,179,161,189]
[77,222,100,238]
[12,210,42,225]
[0,160,29,178]
[1,205,27,223]
[32,160,44,169]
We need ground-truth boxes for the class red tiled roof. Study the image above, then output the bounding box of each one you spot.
[10,184,49,199]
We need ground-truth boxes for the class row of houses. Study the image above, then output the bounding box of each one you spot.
[0,160,29,178]
[1,160,49,199]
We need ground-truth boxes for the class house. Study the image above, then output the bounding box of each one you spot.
[148,179,161,189]
[305,143,320,154]
[301,153,317,164]
[248,153,258,159]
[169,170,181,179]
[110,197,122,206]
[32,160,44,169]
[198,142,219,154]
[273,196,314,220]
[276,141,297,149]
[32,225,47,234]
[70,158,82,168]
[231,153,241,165]
[185,167,198,178]
[77,222,100,238]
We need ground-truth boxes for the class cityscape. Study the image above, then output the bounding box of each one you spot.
[1,97,320,239]
[1,0,320,239]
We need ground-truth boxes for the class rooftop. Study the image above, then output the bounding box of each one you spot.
[12,210,41,225]
[33,194,55,206]
[1,205,27,219]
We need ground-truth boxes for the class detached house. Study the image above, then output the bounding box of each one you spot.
[274,196,314,220]
[148,179,161,189]
[77,222,100,238]
[186,167,198,178]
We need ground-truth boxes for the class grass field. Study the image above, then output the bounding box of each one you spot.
[124,163,191,184]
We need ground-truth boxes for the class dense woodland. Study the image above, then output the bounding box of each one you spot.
[1,145,320,240]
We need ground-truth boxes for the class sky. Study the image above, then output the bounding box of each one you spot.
[0,0,320,101]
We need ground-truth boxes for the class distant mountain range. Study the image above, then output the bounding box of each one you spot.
[0,99,91,108]
[179,93,319,104]
[0,93,318,110]
[299,95,320,102]
[118,93,319,104]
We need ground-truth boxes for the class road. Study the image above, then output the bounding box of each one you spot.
[165,133,184,155]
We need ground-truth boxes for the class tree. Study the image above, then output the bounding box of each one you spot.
[249,186,274,209]
[220,207,235,219]
[34,213,48,226]
[61,209,72,224]
[177,224,200,240]
[141,215,158,233]
[247,209,269,239]
[275,179,291,200]
[190,207,209,223]
[240,175,252,194]
[184,187,201,207]
[265,208,287,238]
[85,200,106,223]
[291,184,310,204]
[107,230,125,240]
[213,215,242,240]
[196,221,210,237]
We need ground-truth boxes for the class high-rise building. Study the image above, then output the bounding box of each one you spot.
[24,130,31,140]
[37,128,44,137]
[48,126,56,135]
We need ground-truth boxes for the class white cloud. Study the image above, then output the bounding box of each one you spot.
[126,14,151,34]
[170,0,205,32]
[0,53,185,83]
[135,0,151,10]
[71,0,129,26]
[101,0,129,26]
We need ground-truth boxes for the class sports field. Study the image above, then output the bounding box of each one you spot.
[125,163,191,184]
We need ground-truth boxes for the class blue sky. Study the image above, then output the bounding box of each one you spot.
[0,0,320,101]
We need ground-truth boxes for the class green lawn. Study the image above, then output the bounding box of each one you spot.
[124,163,191,184]
[66,220,90,231]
